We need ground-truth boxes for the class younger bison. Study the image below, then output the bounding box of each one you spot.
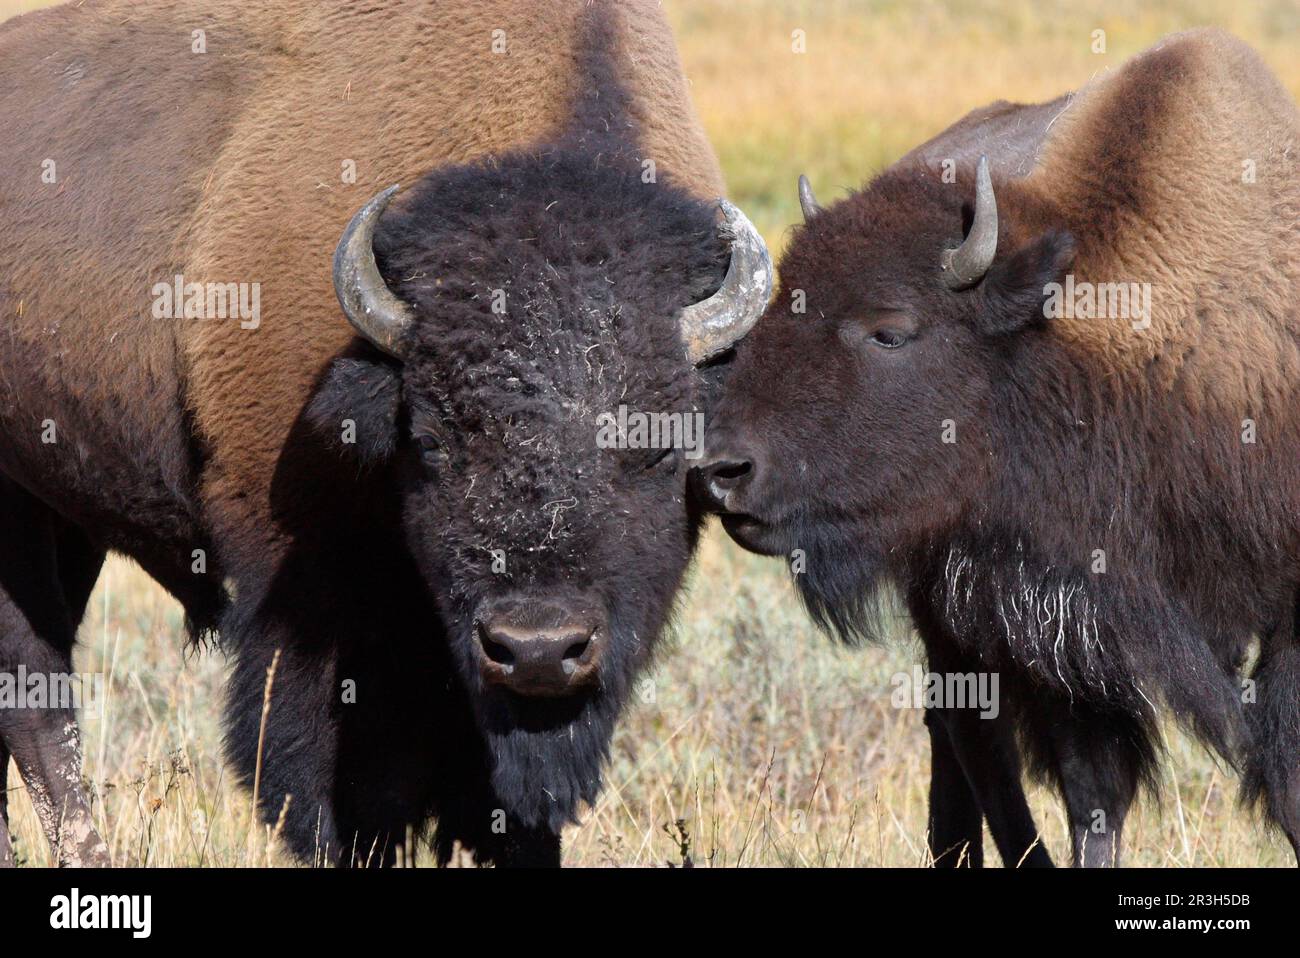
[696,29,1300,866]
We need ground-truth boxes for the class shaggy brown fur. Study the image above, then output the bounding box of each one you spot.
[0,0,721,579]
[699,29,1300,866]
[0,0,726,866]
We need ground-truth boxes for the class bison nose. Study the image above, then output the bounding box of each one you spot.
[476,618,602,697]
[691,453,755,512]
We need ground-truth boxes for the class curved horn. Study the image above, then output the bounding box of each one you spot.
[333,185,414,358]
[680,200,774,365]
[798,174,821,222]
[940,154,999,290]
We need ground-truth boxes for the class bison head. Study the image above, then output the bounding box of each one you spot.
[694,157,1073,638]
[302,148,770,833]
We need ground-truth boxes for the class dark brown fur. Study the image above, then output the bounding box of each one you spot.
[701,29,1300,866]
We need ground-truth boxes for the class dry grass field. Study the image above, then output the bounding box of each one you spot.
[2,0,1296,866]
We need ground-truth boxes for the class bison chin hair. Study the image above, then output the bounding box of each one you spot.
[791,518,893,646]
[478,690,620,833]
[464,603,642,833]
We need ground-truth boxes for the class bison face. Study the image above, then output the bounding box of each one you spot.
[694,162,1072,638]
[301,151,769,831]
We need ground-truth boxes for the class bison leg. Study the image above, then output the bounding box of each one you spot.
[924,709,984,867]
[0,604,109,868]
[0,739,12,867]
[912,601,1052,867]
[1042,714,1144,867]
[5,715,108,866]
[0,480,108,867]
[1246,592,1300,863]
[928,704,1052,868]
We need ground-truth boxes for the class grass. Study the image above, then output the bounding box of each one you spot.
[6,535,1289,867]
[2,0,1295,866]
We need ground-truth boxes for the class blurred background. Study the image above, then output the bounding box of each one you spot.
[676,0,1299,254]
[1,0,1296,865]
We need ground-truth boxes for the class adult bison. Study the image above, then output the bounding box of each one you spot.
[696,29,1300,866]
[0,0,771,866]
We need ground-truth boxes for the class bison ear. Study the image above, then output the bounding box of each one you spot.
[976,229,1075,336]
[301,354,402,468]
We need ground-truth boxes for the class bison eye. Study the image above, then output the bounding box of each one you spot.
[869,328,908,349]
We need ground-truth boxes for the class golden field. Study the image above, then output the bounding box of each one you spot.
[1,0,1296,866]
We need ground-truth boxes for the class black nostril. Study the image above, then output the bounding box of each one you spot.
[480,632,515,667]
[711,460,751,483]
[560,637,591,674]
[703,458,753,494]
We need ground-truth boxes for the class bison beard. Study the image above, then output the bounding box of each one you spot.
[476,649,625,832]
[789,515,890,647]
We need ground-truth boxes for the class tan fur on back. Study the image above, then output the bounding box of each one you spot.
[0,0,722,567]
[1012,29,1300,410]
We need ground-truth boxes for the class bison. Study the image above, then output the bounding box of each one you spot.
[0,0,771,866]
[695,29,1300,866]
